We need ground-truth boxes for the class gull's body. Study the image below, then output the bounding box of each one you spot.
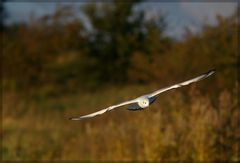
[70,69,215,120]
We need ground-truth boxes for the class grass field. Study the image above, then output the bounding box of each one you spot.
[2,2,238,161]
[2,84,239,161]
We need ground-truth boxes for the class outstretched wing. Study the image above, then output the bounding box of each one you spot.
[69,99,137,120]
[127,103,141,111]
[148,69,215,98]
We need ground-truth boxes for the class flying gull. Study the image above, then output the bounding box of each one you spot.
[69,69,215,120]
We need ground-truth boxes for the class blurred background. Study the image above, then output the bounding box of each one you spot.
[2,0,239,161]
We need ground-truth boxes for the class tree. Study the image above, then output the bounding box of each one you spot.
[82,1,169,84]
[0,0,7,31]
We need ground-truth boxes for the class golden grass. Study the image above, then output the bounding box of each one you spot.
[2,85,239,161]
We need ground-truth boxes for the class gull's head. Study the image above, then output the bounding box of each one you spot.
[139,98,149,108]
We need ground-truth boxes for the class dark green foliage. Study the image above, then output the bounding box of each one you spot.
[0,0,7,31]
[2,3,237,93]
[82,1,168,83]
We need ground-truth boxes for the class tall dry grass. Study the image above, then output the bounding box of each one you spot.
[2,84,239,161]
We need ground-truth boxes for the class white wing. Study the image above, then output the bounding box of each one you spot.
[69,99,138,120]
[148,69,215,98]
[69,69,215,120]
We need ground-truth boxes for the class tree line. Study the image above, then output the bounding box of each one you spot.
[2,1,238,93]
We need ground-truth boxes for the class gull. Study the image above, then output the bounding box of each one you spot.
[69,69,215,120]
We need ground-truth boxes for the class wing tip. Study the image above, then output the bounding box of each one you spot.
[209,68,216,73]
[206,69,216,77]
[69,117,82,121]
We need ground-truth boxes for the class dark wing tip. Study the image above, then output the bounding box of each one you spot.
[69,117,81,120]
[208,69,216,73]
[205,69,216,77]
[197,69,215,81]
